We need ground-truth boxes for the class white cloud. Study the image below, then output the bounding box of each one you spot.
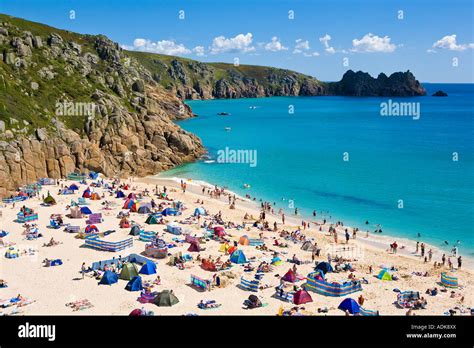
[319,34,336,54]
[303,52,320,57]
[264,36,288,52]
[351,33,397,53]
[193,46,205,56]
[123,38,191,56]
[292,39,319,57]
[432,34,474,51]
[293,39,310,54]
[209,33,255,54]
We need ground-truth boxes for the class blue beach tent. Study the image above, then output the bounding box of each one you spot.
[193,207,207,216]
[139,261,157,275]
[315,261,333,274]
[125,276,143,291]
[99,270,118,285]
[80,206,93,215]
[338,298,361,314]
[230,250,247,264]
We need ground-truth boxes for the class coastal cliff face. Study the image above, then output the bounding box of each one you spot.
[0,13,425,196]
[327,70,426,96]
[0,14,204,197]
[129,53,426,100]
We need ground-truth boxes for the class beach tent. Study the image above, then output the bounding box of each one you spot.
[338,298,361,314]
[99,270,118,285]
[162,208,179,216]
[127,193,137,200]
[145,214,160,225]
[227,246,237,256]
[293,289,313,305]
[187,240,201,252]
[82,188,91,198]
[69,206,83,218]
[122,199,135,210]
[213,226,225,237]
[116,190,125,198]
[441,272,458,288]
[69,184,79,191]
[129,225,142,236]
[315,262,333,274]
[43,194,57,205]
[301,241,316,251]
[230,250,247,264]
[5,246,19,258]
[219,243,230,254]
[139,261,157,275]
[238,235,250,246]
[166,222,182,235]
[193,207,207,216]
[90,192,101,200]
[80,206,93,215]
[154,290,179,307]
[125,276,143,291]
[130,202,140,213]
[271,257,283,266]
[119,262,139,280]
[138,206,151,214]
[377,270,393,281]
[85,225,99,234]
[282,269,297,283]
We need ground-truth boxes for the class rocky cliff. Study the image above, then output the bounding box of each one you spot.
[0,13,426,197]
[327,70,426,96]
[129,53,425,100]
[0,14,204,197]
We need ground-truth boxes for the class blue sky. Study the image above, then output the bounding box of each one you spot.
[0,0,473,82]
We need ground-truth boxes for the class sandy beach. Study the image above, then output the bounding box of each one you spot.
[0,176,472,316]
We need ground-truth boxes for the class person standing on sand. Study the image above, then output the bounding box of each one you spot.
[428,249,433,262]
[416,241,419,254]
[281,214,285,225]
[421,243,425,257]
[81,262,86,279]
[345,230,350,244]
[457,256,462,269]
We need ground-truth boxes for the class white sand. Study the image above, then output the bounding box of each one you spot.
[0,176,472,316]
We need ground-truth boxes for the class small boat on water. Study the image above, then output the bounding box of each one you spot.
[243,184,251,189]
[249,106,257,109]
[224,127,231,132]
[204,160,215,164]
[217,112,230,116]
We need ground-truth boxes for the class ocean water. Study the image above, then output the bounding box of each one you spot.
[160,84,474,256]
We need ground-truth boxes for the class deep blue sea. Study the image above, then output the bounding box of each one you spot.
[161,84,474,256]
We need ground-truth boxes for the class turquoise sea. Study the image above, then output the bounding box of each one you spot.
[161,84,474,256]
